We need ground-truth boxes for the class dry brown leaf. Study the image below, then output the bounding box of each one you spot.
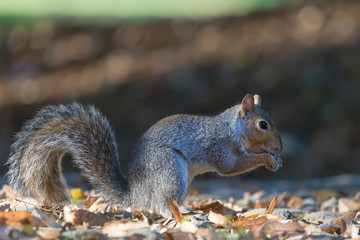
[165,231,195,240]
[311,189,342,202]
[0,211,33,226]
[36,228,62,239]
[265,196,277,214]
[169,199,184,223]
[102,219,149,237]
[196,228,220,240]
[253,220,305,239]
[84,196,100,209]
[208,210,231,225]
[265,214,283,221]
[232,215,269,227]
[332,212,356,226]
[243,191,251,200]
[303,223,322,235]
[255,200,262,209]
[193,199,236,216]
[278,192,287,202]
[84,196,123,215]
[32,208,57,228]
[180,221,198,233]
[340,218,347,234]
[74,209,109,227]
[63,206,78,224]
[286,196,303,209]
[250,190,266,200]
[338,198,360,212]
[319,222,340,234]
[63,205,109,226]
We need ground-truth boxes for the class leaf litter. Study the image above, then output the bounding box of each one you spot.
[2,178,360,239]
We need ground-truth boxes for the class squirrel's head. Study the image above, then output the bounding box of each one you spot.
[238,94,282,154]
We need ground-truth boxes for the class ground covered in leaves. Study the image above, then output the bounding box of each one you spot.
[1,175,360,239]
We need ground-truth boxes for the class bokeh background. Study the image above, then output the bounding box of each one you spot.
[0,0,359,182]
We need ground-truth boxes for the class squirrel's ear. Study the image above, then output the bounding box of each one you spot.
[239,94,255,118]
[254,94,261,106]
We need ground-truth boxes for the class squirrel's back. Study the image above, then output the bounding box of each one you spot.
[6,103,128,205]
[132,106,239,161]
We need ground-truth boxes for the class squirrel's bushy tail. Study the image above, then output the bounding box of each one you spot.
[6,103,128,205]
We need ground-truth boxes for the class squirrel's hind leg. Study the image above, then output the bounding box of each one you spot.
[130,148,189,217]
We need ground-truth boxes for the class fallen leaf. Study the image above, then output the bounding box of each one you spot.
[232,215,269,227]
[165,231,195,240]
[332,212,356,226]
[255,200,262,209]
[319,222,340,234]
[193,199,236,216]
[169,199,184,223]
[250,190,266,200]
[74,209,109,226]
[180,221,198,233]
[196,228,219,240]
[340,218,347,234]
[102,219,149,237]
[84,196,100,209]
[63,206,79,224]
[32,208,58,228]
[278,192,287,202]
[303,223,322,235]
[0,211,33,226]
[311,189,343,202]
[208,210,231,225]
[266,196,277,214]
[253,220,305,239]
[71,188,85,201]
[36,228,62,240]
[338,198,359,212]
[84,196,123,214]
[63,205,109,226]
[286,196,303,209]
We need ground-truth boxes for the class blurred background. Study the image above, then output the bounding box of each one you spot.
[0,0,359,183]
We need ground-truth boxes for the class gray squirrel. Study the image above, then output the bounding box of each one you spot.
[6,93,282,217]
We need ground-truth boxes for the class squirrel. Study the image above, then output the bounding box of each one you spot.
[6,93,282,217]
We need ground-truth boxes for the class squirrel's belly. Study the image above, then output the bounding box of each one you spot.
[187,163,216,184]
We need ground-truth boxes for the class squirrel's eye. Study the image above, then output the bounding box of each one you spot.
[258,120,268,130]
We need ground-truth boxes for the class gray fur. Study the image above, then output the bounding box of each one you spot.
[6,103,128,206]
[6,101,282,217]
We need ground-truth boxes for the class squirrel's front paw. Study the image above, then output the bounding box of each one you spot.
[265,153,282,171]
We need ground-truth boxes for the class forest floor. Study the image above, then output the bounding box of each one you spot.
[1,174,360,239]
